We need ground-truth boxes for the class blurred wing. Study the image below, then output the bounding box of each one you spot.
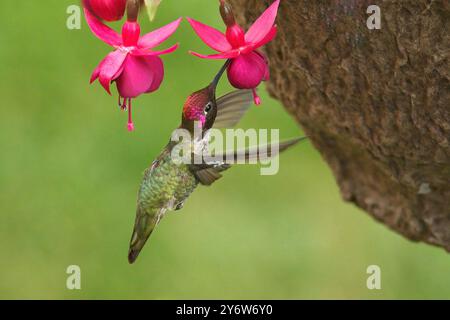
[220,137,307,163]
[190,137,306,185]
[193,168,223,186]
[214,90,253,128]
[189,164,231,186]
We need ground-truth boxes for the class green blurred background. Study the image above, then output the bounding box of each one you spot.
[0,0,449,299]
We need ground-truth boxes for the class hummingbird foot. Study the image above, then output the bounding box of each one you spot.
[174,202,185,211]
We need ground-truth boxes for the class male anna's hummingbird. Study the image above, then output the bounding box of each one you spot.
[128,62,304,263]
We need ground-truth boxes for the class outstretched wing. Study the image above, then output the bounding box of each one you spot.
[220,137,307,163]
[190,137,307,186]
[214,89,254,128]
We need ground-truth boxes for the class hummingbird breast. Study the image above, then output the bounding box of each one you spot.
[137,148,199,217]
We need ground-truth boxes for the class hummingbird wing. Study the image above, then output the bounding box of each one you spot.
[214,89,254,128]
[220,137,307,163]
[190,137,307,186]
[192,167,227,186]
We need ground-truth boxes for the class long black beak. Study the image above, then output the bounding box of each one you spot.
[209,59,231,94]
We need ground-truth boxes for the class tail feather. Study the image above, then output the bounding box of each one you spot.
[128,230,152,264]
[128,209,161,264]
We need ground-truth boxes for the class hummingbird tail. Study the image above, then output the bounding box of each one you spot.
[128,233,149,264]
[128,210,161,264]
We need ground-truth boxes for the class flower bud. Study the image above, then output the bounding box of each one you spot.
[84,0,126,22]
[219,1,245,47]
[219,0,236,27]
[126,0,141,22]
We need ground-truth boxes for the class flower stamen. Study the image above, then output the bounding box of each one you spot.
[127,98,135,131]
[119,96,127,110]
[252,88,261,105]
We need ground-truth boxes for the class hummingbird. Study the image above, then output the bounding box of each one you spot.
[128,61,305,264]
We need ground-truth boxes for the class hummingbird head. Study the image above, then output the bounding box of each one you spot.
[181,61,230,132]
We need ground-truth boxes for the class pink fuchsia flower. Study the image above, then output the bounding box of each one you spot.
[84,7,181,131]
[187,0,280,105]
[83,0,126,22]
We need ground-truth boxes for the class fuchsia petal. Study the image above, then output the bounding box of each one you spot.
[115,55,164,98]
[227,51,268,89]
[98,50,127,94]
[245,0,280,45]
[259,52,270,81]
[83,7,122,47]
[90,58,105,83]
[138,18,182,49]
[254,26,278,49]
[189,49,240,60]
[144,57,164,93]
[186,17,232,52]
[132,44,179,56]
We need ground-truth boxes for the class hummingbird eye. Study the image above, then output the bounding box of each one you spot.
[204,102,212,114]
